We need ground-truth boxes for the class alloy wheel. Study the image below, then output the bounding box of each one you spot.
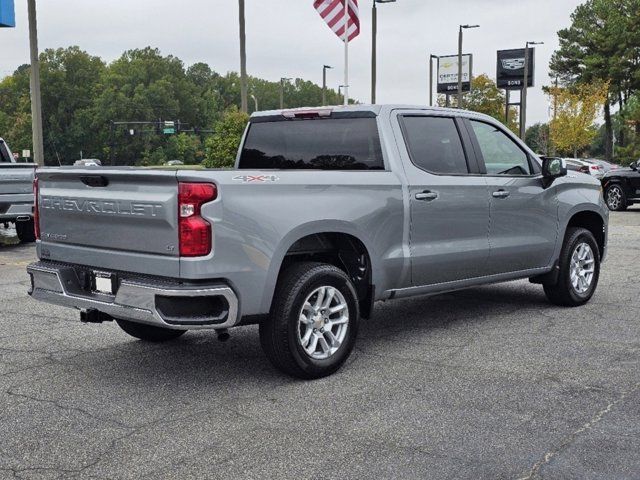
[298,286,349,360]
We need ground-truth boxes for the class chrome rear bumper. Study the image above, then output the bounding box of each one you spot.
[27,262,239,330]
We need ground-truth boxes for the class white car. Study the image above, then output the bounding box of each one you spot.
[565,158,604,179]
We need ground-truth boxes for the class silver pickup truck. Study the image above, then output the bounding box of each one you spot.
[27,105,608,378]
[0,138,36,243]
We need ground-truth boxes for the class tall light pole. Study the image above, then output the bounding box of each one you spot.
[280,77,291,109]
[27,0,44,166]
[250,94,258,112]
[338,85,346,105]
[371,0,396,104]
[322,65,333,106]
[238,0,248,113]
[520,41,543,140]
[457,24,479,109]
[429,54,438,107]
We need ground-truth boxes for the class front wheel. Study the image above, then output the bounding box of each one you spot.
[543,227,600,307]
[259,262,360,379]
[605,184,627,211]
[116,319,187,342]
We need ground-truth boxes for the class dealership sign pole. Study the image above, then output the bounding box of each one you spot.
[497,47,537,137]
[27,0,44,166]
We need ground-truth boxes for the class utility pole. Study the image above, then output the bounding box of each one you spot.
[322,65,332,106]
[238,0,248,113]
[280,78,291,109]
[27,0,44,166]
[520,41,543,140]
[457,24,479,109]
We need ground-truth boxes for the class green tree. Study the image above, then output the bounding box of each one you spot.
[525,123,552,155]
[550,0,640,160]
[203,108,249,168]
[548,82,608,157]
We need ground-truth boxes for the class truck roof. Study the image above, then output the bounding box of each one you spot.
[250,104,495,122]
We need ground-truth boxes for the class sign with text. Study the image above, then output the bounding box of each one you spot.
[497,48,535,90]
[0,0,15,28]
[437,54,472,94]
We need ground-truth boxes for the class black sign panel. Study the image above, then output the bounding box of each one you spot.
[497,48,534,90]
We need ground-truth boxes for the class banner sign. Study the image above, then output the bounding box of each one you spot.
[0,0,15,28]
[437,54,472,94]
[497,48,534,90]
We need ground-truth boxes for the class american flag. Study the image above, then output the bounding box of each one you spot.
[313,0,360,42]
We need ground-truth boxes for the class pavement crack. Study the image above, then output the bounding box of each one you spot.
[516,381,640,480]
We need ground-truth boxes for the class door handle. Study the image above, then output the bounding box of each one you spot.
[492,190,510,199]
[415,191,438,201]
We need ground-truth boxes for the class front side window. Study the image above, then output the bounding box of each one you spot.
[238,118,384,170]
[470,121,531,175]
[401,116,468,174]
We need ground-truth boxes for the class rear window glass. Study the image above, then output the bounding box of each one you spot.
[238,118,384,170]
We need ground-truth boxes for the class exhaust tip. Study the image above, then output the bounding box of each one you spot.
[16,216,31,222]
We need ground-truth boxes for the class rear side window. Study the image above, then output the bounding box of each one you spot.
[401,116,469,174]
[0,141,11,163]
[238,118,384,170]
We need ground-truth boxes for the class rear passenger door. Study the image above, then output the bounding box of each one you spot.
[396,113,491,286]
[466,119,558,275]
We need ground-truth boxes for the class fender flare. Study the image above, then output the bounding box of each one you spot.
[259,220,381,314]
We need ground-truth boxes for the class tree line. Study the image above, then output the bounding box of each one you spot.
[549,0,640,163]
[0,46,343,166]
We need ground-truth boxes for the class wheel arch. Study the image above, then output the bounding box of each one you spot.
[564,209,606,259]
[260,221,379,319]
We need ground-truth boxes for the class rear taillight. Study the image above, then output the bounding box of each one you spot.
[590,165,599,171]
[178,182,217,257]
[33,177,40,240]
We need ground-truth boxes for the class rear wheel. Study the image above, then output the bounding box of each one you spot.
[605,184,627,211]
[543,227,600,307]
[116,319,187,342]
[260,262,360,379]
[16,219,36,243]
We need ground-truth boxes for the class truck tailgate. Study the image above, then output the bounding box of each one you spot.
[0,164,35,196]
[37,168,180,276]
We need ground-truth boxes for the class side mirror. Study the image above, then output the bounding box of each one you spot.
[631,161,638,171]
[541,157,567,182]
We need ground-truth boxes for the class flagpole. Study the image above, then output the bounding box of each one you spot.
[343,0,349,106]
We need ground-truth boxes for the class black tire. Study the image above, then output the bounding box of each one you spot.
[543,227,600,307]
[605,184,627,211]
[115,319,187,342]
[259,262,360,380]
[16,219,36,243]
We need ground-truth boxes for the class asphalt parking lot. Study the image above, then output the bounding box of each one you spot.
[1,212,639,480]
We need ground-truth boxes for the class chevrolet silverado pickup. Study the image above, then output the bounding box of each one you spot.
[0,138,36,242]
[27,105,609,379]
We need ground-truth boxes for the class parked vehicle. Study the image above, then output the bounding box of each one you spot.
[0,137,36,243]
[565,158,604,179]
[27,106,609,378]
[166,160,184,166]
[588,158,620,173]
[73,159,102,167]
[601,161,640,211]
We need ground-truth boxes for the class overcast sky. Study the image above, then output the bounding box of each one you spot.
[1,0,581,125]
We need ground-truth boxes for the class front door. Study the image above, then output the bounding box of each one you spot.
[397,114,491,286]
[467,119,558,274]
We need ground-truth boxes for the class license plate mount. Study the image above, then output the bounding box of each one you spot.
[93,271,115,295]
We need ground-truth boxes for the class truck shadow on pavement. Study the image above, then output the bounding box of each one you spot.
[71,282,550,386]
